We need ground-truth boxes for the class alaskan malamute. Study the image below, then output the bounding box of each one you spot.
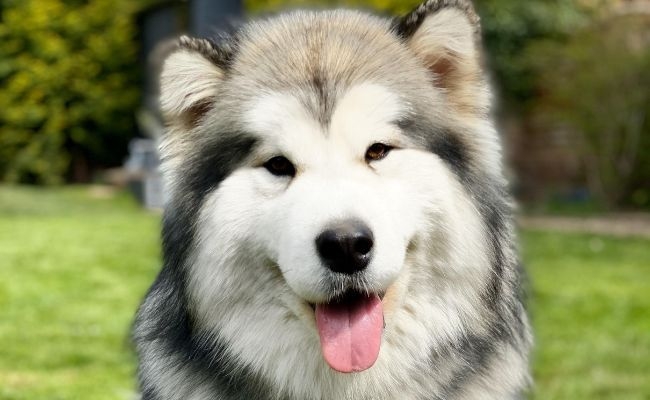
[133,0,532,398]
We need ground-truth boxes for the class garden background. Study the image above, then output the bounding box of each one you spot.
[1,0,649,399]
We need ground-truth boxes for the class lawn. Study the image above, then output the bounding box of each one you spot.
[0,186,160,400]
[0,186,648,399]
[524,230,650,399]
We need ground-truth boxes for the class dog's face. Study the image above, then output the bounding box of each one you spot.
[243,82,422,302]
[159,3,501,378]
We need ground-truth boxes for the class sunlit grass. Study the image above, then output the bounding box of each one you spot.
[0,185,648,399]
[524,230,650,400]
[0,186,160,400]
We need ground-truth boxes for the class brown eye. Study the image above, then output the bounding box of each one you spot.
[365,143,393,162]
[264,156,296,177]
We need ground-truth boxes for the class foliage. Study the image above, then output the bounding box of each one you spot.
[528,14,650,208]
[0,0,144,184]
[474,0,588,108]
[246,0,420,14]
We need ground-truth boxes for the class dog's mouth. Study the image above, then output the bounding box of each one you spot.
[309,291,385,374]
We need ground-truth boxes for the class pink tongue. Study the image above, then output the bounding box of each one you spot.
[315,294,383,373]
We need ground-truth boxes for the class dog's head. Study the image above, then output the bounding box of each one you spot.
[158,0,504,376]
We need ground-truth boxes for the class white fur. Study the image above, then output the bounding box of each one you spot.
[183,83,504,399]
[240,84,413,302]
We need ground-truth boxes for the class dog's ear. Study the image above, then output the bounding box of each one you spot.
[159,36,234,129]
[394,0,486,112]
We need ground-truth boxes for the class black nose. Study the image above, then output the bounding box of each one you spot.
[315,220,374,275]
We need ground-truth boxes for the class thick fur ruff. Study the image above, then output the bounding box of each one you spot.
[133,1,532,399]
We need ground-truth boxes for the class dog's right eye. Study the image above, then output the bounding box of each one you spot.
[263,156,296,177]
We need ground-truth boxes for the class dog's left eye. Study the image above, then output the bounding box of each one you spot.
[263,156,296,177]
[365,143,393,162]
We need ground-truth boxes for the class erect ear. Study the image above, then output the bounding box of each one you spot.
[394,0,486,113]
[159,36,234,129]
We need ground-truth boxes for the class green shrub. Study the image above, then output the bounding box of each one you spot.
[528,15,650,208]
[0,0,143,184]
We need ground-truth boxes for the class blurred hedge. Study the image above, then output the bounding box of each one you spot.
[0,0,146,184]
[529,13,650,208]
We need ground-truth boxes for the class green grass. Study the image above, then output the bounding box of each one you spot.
[524,230,650,399]
[0,186,160,400]
[0,186,648,399]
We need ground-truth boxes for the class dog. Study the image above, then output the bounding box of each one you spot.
[133,1,532,398]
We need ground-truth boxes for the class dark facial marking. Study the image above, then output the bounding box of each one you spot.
[156,133,257,313]
[157,133,256,309]
[397,115,512,314]
[427,130,468,178]
[135,133,278,398]
[306,71,335,127]
[182,134,257,200]
[396,116,469,178]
